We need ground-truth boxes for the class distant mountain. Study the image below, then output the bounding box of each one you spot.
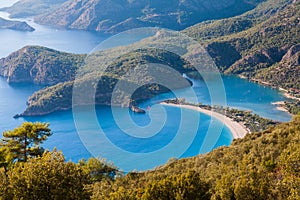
[0,0,68,18]
[0,17,34,32]
[34,0,265,33]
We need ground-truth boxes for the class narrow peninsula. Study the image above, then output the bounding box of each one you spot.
[0,17,34,32]
[161,99,279,139]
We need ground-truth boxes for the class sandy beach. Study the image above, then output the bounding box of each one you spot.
[161,102,249,139]
[271,101,290,113]
[283,92,300,101]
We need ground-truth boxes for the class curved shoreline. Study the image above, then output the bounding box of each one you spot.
[161,102,249,139]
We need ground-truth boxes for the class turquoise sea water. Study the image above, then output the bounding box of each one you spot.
[0,75,291,171]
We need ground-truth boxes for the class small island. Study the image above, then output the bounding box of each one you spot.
[0,17,35,32]
[130,105,146,114]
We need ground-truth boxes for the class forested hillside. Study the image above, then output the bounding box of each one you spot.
[184,0,293,41]
[185,0,299,93]
[1,47,192,116]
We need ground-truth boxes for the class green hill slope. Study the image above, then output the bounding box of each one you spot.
[184,0,294,41]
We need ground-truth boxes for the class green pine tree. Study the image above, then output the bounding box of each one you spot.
[0,122,52,165]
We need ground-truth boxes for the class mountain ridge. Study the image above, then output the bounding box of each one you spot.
[34,0,265,33]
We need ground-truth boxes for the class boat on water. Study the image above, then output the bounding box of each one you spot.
[131,106,146,114]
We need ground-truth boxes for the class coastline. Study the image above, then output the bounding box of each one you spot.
[238,76,299,115]
[161,102,249,139]
[239,75,300,101]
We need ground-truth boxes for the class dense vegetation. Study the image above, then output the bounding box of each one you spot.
[0,122,119,199]
[0,115,299,199]
[0,122,51,166]
[285,101,300,115]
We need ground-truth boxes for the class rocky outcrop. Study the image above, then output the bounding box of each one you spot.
[0,46,84,85]
[281,44,300,65]
[0,17,34,32]
[34,0,264,33]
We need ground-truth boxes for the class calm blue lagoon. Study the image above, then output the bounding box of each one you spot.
[0,75,291,171]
